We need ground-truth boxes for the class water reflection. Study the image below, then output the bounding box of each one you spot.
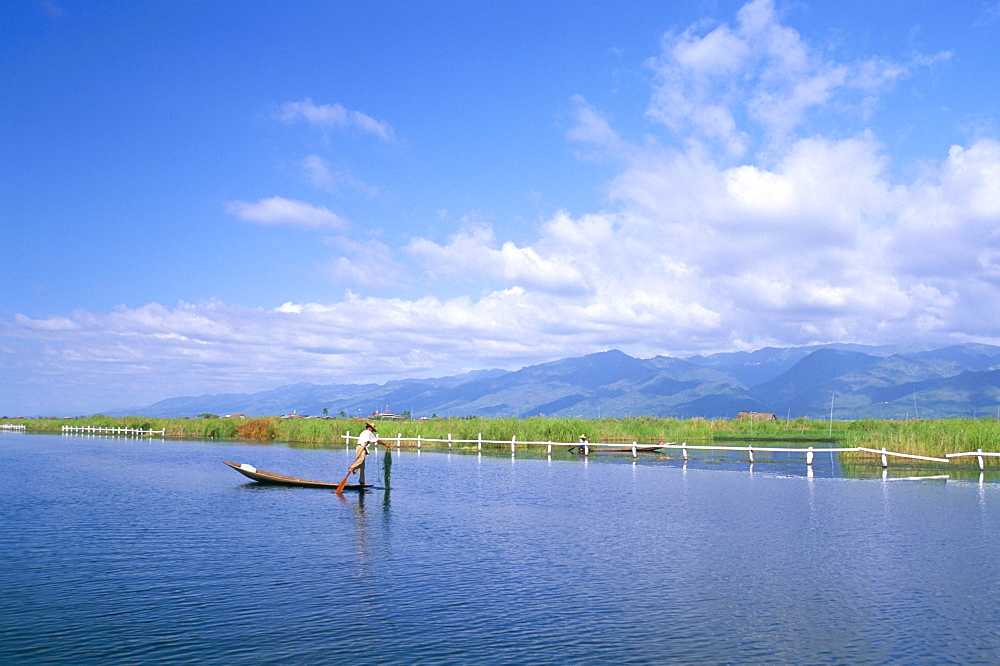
[382,448,392,512]
[2,433,999,665]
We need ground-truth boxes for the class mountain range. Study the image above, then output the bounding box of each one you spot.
[115,343,1000,420]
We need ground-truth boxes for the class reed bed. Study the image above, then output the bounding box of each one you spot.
[9,415,998,466]
[840,418,1000,459]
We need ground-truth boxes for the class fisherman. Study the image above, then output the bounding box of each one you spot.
[577,435,590,455]
[348,422,383,485]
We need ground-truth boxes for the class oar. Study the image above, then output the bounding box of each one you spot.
[334,470,351,494]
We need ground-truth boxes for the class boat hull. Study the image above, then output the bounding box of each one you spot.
[222,460,371,490]
[570,445,665,454]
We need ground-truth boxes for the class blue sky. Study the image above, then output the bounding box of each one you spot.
[3,0,999,416]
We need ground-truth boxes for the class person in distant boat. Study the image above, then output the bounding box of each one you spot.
[577,435,590,454]
[348,422,383,484]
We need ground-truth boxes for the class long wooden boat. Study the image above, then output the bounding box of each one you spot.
[222,460,371,490]
[570,444,665,454]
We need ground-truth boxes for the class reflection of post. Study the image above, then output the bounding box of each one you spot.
[383,449,392,490]
[382,449,392,508]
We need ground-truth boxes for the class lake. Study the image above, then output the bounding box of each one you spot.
[1,431,998,664]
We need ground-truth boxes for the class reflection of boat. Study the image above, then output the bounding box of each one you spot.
[222,460,371,490]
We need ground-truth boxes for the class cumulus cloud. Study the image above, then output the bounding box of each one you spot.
[225,196,347,230]
[646,0,948,153]
[277,98,395,142]
[406,225,589,295]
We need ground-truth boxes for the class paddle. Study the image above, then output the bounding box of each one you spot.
[334,470,351,494]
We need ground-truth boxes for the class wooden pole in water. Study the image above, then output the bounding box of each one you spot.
[829,392,835,437]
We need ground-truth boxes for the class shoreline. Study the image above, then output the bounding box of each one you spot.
[2,414,998,469]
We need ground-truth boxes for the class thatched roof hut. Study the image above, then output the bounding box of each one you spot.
[736,411,777,421]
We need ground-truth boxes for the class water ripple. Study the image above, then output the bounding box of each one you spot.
[1,435,999,663]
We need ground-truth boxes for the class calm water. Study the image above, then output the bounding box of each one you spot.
[1,432,999,664]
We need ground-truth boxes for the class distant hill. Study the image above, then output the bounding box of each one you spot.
[112,343,1000,420]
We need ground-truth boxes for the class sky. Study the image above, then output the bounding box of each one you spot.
[2,0,999,416]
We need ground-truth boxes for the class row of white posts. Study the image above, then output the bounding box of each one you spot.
[61,425,166,436]
[342,432,996,469]
[1,424,27,430]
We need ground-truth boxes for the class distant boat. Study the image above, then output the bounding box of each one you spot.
[222,460,371,490]
[571,444,666,454]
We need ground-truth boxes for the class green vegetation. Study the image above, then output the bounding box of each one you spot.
[5,414,998,467]
[839,418,1000,458]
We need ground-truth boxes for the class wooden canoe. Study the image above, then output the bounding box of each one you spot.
[223,460,371,490]
[570,444,665,454]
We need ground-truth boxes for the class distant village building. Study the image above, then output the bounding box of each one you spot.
[737,411,777,421]
[367,406,404,420]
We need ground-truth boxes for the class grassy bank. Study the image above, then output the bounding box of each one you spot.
[6,415,998,466]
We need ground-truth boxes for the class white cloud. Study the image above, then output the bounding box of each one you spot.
[566,95,630,159]
[407,225,589,295]
[891,139,1000,278]
[319,237,400,287]
[7,127,1000,415]
[225,196,347,230]
[277,98,395,142]
[302,155,378,197]
[724,165,794,213]
[12,313,79,331]
[646,0,947,153]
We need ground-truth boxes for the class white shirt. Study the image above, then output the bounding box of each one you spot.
[357,429,379,449]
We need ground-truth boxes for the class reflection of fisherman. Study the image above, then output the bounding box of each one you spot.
[349,422,383,485]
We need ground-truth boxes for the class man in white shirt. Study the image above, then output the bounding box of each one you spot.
[348,422,383,485]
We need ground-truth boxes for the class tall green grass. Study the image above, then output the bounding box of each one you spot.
[9,415,998,465]
[840,418,1000,457]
